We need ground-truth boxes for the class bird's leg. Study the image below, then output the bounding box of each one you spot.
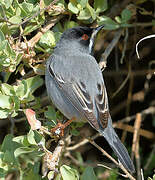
[51,117,76,137]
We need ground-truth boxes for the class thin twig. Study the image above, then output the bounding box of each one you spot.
[99,29,123,70]
[132,113,142,180]
[5,0,60,26]
[114,122,155,139]
[89,140,136,180]
[112,70,130,98]
[66,133,100,151]
[120,28,128,64]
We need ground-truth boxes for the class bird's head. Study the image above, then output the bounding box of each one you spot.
[57,25,104,54]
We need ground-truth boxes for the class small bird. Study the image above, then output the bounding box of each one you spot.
[45,25,135,173]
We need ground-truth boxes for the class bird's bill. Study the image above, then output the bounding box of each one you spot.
[89,25,104,54]
[94,24,104,32]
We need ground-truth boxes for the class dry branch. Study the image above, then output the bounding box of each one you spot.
[89,140,136,180]
[28,15,63,48]
[113,122,155,140]
[132,113,142,180]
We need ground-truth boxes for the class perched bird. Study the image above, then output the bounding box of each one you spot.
[45,25,135,173]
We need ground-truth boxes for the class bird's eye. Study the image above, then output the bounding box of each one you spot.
[82,34,89,41]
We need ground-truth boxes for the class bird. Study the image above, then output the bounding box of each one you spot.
[45,25,135,173]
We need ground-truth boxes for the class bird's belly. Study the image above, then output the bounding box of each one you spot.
[46,75,85,122]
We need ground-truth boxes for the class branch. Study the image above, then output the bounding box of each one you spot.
[113,122,155,139]
[66,133,100,151]
[99,29,123,70]
[28,15,63,48]
[89,140,136,180]
[41,139,65,179]
[131,113,142,180]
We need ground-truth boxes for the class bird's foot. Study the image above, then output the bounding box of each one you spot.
[51,117,76,137]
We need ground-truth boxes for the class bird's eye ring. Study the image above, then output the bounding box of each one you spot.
[82,34,89,41]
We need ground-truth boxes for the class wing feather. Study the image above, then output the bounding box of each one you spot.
[48,64,109,130]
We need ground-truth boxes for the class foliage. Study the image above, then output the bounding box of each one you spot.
[0,0,154,179]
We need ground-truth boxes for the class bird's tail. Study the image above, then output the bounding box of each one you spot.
[100,116,135,173]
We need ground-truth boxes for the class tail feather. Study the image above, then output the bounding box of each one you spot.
[100,117,135,173]
[109,134,135,173]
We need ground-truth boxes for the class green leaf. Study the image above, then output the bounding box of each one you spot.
[23,23,41,35]
[75,152,83,165]
[0,167,7,178]
[25,76,43,94]
[39,31,56,49]
[47,171,55,180]
[45,106,56,121]
[68,2,79,14]
[97,16,119,30]
[121,9,132,23]
[3,72,11,83]
[109,169,118,179]
[21,2,34,13]
[0,30,5,42]
[81,167,97,180]
[0,40,7,52]
[9,16,22,24]
[94,0,108,14]
[16,53,23,66]
[3,40,15,57]
[14,147,34,157]
[44,106,57,127]
[60,165,79,180]
[147,178,152,180]
[27,130,38,145]
[27,130,45,146]
[86,3,96,20]
[13,135,30,146]
[1,134,21,164]
[0,94,11,109]
[12,96,20,110]
[115,16,122,23]
[22,168,42,180]
[77,8,91,20]
[0,109,10,119]
[64,21,79,30]
[14,80,26,99]
[3,150,15,164]
[71,129,80,136]
[55,173,61,180]
[0,0,13,9]
[15,76,43,100]
[16,7,21,16]
[79,0,88,7]
[1,83,15,96]
[0,24,10,36]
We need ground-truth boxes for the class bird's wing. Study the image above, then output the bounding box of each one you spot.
[47,58,109,131]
